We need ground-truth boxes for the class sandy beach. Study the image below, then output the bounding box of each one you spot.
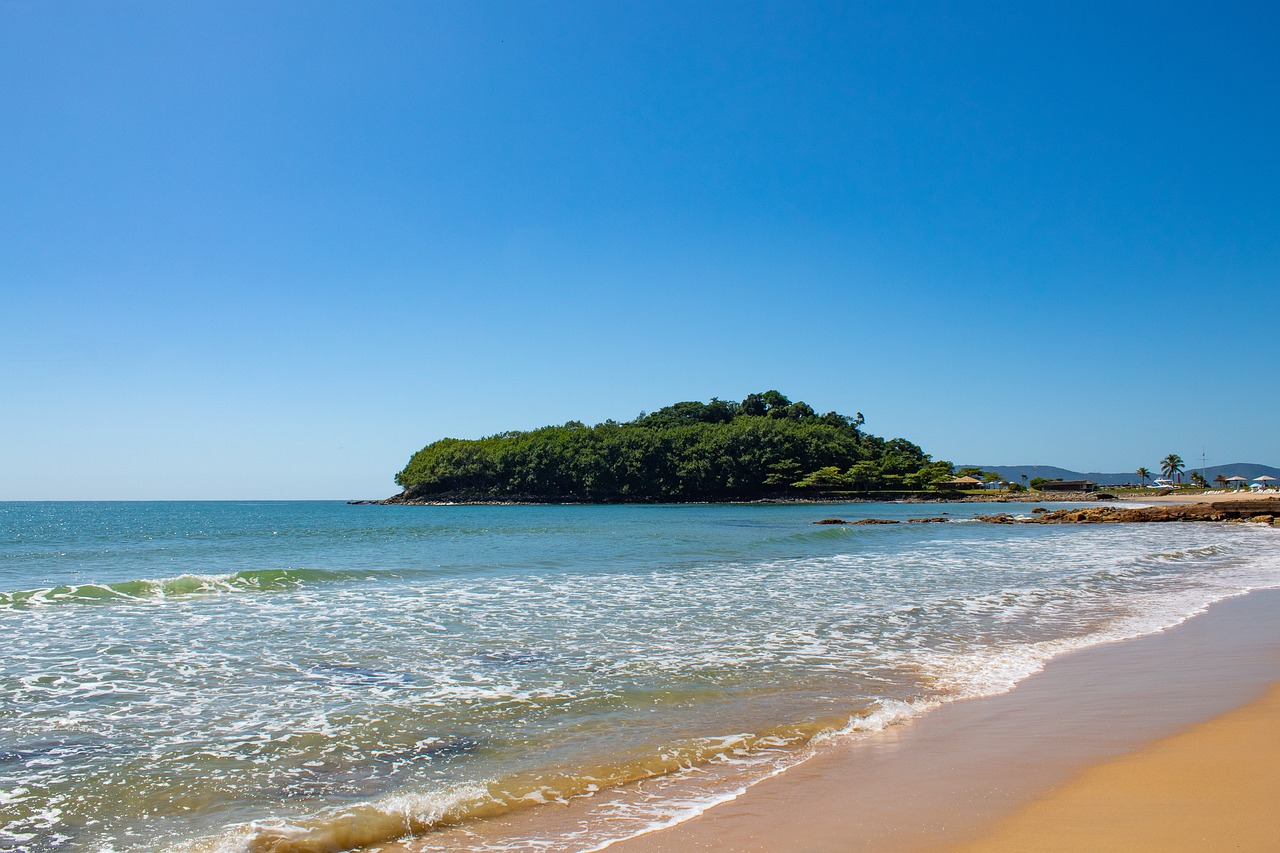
[598,494,1280,853]
[955,682,1280,852]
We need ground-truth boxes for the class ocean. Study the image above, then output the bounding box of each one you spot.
[2,500,1278,852]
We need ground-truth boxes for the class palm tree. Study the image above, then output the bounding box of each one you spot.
[1214,474,1229,488]
[1136,466,1151,487]
[1161,453,1185,484]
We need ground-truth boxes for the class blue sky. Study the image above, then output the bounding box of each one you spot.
[2,1,1276,499]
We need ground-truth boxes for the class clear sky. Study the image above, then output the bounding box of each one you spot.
[2,1,1276,499]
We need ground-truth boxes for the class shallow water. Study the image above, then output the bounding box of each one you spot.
[1,501,1277,852]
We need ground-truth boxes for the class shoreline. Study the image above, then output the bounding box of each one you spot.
[354,493,1102,507]
[14,501,1278,851]
[354,489,1280,507]
[603,586,1280,852]
[384,515,1280,853]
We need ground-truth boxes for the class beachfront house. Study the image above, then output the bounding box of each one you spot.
[1040,480,1098,493]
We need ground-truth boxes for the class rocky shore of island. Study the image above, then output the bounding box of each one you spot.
[351,490,1111,506]
[979,499,1279,525]
[812,498,1280,527]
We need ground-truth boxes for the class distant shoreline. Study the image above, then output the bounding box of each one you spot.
[350,491,1107,507]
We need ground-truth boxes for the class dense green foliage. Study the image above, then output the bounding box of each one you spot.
[394,392,955,501]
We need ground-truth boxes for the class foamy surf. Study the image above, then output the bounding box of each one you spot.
[168,721,845,853]
[3,501,1278,852]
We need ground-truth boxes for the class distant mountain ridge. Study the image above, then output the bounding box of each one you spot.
[967,463,1280,486]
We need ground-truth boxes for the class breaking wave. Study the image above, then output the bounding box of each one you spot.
[0,568,391,608]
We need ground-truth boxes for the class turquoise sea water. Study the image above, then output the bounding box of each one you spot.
[2,501,1278,852]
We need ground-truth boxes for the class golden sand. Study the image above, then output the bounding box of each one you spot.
[955,682,1280,852]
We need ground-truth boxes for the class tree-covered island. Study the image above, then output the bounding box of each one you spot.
[387,392,959,503]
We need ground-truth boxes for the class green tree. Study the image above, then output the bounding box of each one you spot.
[1136,466,1151,487]
[1214,474,1229,488]
[784,401,815,420]
[791,466,849,490]
[845,460,882,489]
[907,461,956,489]
[1161,453,1185,484]
[760,390,791,411]
[764,459,803,488]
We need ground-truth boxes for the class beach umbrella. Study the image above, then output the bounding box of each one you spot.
[1254,475,1276,482]
[1225,476,1248,482]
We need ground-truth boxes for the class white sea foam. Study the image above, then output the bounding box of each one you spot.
[4,503,1279,852]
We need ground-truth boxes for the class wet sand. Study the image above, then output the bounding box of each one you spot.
[955,682,1280,852]
[607,587,1280,852]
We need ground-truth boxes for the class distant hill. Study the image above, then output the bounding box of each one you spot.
[968,463,1280,486]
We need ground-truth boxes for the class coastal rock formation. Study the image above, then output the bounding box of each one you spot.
[832,500,1280,528]
[1025,500,1280,524]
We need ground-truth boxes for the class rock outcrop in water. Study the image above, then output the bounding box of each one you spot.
[972,500,1280,525]
[839,500,1280,528]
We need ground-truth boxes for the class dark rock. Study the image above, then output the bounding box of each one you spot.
[906,517,949,523]
[1010,499,1280,525]
[814,518,849,525]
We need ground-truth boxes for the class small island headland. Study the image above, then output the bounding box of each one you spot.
[373,392,963,505]
[361,392,1278,511]
[367,392,1151,507]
